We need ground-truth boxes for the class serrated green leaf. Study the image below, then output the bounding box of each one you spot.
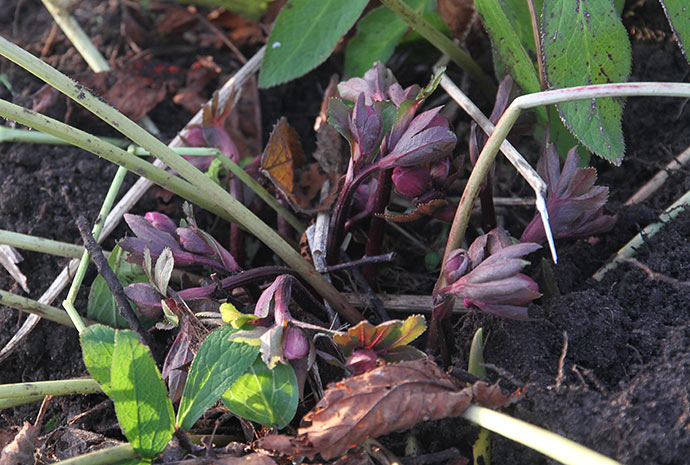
[259,0,369,88]
[345,0,427,78]
[81,324,116,390]
[111,331,175,458]
[659,1,690,64]
[542,0,631,164]
[222,357,298,428]
[87,246,148,328]
[176,325,259,431]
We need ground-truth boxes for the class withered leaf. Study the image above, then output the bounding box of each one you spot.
[437,0,477,41]
[0,422,39,465]
[256,359,519,459]
[217,452,278,465]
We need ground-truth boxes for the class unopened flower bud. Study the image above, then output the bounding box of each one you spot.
[283,326,309,360]
[177,227,215,255]
[145,212,178,236]
[444,249,469,284]
[392,165,430,197]
[345,349,379,375]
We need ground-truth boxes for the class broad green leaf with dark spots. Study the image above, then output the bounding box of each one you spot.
[222,357,298,428]
[176,325,259,431]
[81,324,116,390]
[659,1,690,64]
[259,0,369,88]
[110,330,175,458]
[542,0,631,164]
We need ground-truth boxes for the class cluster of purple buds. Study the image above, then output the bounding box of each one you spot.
[181,93,239,171]
[229,275,310,368]
[438,228,541,320]
[521,145,616,243]
[119,212,240,273]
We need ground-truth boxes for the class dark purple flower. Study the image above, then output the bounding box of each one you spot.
[521,145,616,243]
[438,228,541,320]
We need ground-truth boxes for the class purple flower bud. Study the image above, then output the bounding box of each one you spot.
[429,159,450,182]
[177,227,215,255]
[443,249,470,284]
[345,349,379,375]
[283,326,309,360]
[349,93,383,161]
[145,212,178,236]
[124,282,163,319]
[392,165,430,197]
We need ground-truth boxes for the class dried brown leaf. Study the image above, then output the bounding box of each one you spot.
[0,422,38,465]
[217,452,278,465]
[437,0,476,41]
[256,359,519,459]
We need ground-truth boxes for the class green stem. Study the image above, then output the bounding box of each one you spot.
[0,229,85,258]
[132,147,306,234]
[52,444,136,465]
[63,166,128,333]
[0,35,362,324]
[0,98,232,223]
[0,126,128,146]
[0,289,94,328]
[379,0,495,96]
[0,378,102,398]
[461,405,621,465]
[440,82,690,280]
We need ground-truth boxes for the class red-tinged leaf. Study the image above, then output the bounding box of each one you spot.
[333,315,426,357]
[256,359,520,459]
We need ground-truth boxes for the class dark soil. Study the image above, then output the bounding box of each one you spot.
[1,1,689,464]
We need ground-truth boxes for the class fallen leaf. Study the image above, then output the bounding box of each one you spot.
[261,118,338,213]
[173,56,221,113]
[0,422,38,465]
[437,0,476,41]
[256,359,520,459]
[217,452,277,465]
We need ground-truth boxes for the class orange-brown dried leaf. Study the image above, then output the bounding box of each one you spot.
[437,0,476,41]
[217,452,278,465]
[257,359,519,460]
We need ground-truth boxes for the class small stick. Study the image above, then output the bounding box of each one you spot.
[624,258,690,288]
[555,330,568,389]
[322,253,395,273]
[624,144,690,205]
[344,293,468,314]
[74,216,150,345]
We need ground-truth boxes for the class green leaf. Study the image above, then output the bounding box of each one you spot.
[153,248,173,295]
[474,0,541,97]
[111,331,175,458]
[259,0,369,88]
[222,357,298,428]
[344,0,427,78]
[659,1,690,64]
[81,324,117,390]
[176,325,259,431]
[497,0,540,62]
[542,0,631,164]
[87,246,148,328]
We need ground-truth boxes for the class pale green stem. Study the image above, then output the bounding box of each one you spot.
[132,147,306,234]
[0,289,94,328]
[63,166,128,333]
[0,127,128,147]
[0,229,85,258]
[0,98,232,223]
[378,0,495,96]
[52,444,136,465]
[461,405,622,465]
[442,82,690,274]
[467,328,489,465]
[0,35,362,324]
[0,378,102,399]
[0,395,46,409]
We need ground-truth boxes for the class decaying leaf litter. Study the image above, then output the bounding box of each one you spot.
[0,1,689,465]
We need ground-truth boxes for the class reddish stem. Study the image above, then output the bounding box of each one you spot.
[361,168,393,286]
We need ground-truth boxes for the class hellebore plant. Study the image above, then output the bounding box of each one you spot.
[521,145,617,244]
[119,212,240,273]
[437,228,541,320]
[325,63,457,266]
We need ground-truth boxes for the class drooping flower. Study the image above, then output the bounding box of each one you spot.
[438,228,541,320]
[521,145,616,243]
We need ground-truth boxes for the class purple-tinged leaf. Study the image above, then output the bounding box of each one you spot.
[349,94,383,160]
[379,126,456,168]
[177,227,216,255]
[124,214,179,251]
[124,282,163,319]
[338,62,397,104]
[345,349,378,374]
[327,98,354,145]
[162,318,195,403]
